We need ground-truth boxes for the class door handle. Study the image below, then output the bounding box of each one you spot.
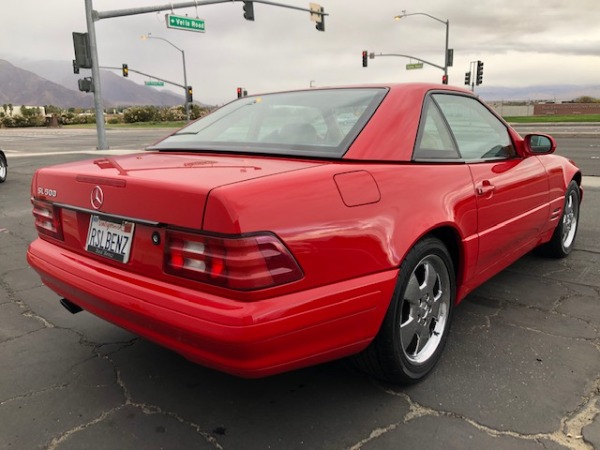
[476,180,496,196]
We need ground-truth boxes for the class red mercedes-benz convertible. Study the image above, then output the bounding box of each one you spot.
[27,84,581,383]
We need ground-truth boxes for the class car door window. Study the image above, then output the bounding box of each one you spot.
[432,94,516,161]
[414,97,460,160]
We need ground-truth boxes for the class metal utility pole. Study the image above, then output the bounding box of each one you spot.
[85,0,108,150]
[84,0,328,150]
[371,52,445,72]
[101,66,186,89]
[394,12,450,83]
[141,34,190,121]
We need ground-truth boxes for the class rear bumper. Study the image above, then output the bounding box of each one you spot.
[27,238,397,378]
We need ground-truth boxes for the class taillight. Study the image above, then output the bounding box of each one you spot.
[164,230,303,291]
[32,199,63,240]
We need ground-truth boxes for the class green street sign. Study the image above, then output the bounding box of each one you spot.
[166,14,206,33]
[406,63,424,70]
[145,81,165,87]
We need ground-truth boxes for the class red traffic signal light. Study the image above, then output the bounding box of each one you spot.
[237,87,243,98]
[442,74,448,85]
[362,51,368,68]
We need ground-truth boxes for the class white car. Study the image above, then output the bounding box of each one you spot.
[0,150,7,183]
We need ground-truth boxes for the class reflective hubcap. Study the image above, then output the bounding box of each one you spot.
[399,254,451,365]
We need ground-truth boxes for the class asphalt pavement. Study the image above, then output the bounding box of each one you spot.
[0,128,598,449]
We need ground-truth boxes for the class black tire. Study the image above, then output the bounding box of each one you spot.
[0,152,7,183]
[351,237,455,384]
[537,180,580,258]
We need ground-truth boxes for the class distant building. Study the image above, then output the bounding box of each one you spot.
[533,103,600,115]
[487,102,533,117]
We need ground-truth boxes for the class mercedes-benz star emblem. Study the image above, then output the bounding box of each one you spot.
[91,186,104,210]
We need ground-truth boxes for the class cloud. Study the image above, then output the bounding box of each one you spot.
[1,0,599,104]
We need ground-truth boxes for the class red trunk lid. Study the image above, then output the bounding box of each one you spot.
[33,152,321,229]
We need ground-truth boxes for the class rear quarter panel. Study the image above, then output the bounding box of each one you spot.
[203,162,478,297]
[536,154,583,234]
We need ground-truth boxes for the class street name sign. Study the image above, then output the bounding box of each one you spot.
[145,81,165,87]
[166,14,206,33]
[309,3,322,22]
[406,63,424,70]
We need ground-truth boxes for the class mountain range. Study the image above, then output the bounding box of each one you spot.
[0,59,185,109]
[1,58,599,108]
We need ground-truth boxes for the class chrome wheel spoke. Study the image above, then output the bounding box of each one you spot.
[415,321,432,354]
[430,293,443,319]
[422,262,437,294]
[400,317,420,350]
[404,275,422,305]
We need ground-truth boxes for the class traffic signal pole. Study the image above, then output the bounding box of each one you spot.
[84,0,328,150]
[467,60,484,92]
[141,34,190,122]
[182,50,189,121]
[371,53,445,71]
[393,12,450,84]
[102,66,186,89]
[85,0,108,150]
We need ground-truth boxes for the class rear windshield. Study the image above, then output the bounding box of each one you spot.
[150,88,388,158]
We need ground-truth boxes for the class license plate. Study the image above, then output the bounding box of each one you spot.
[86,215,135,263]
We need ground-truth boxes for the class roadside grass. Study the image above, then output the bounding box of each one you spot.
[60,115,600,128]
[504,114,600,123]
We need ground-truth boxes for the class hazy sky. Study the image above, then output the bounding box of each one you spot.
[2,0,599,104]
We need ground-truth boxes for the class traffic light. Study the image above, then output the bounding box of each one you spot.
[186,86,193,103]
[243,1,254,21]
[476,60,484,85]
[446,48,454,67]
[362,51,368,68]
[122,63,128,77]
[237,87,243,98]
[72,32,92,69]
[78,77,94,93]
[73,59,79,75]
[315,6,325,32]
[464,71,471,85]
[442,74,448,85]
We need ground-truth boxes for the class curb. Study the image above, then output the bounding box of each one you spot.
[583,176,600,188]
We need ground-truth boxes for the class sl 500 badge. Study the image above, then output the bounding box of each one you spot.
[37,187,57,197]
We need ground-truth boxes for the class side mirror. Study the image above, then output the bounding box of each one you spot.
[524,134,556,154]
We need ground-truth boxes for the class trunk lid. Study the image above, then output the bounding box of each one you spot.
[33,152,322,229]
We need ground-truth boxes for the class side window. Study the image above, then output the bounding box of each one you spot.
[414,97,460,160]
[432,94,516,160]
